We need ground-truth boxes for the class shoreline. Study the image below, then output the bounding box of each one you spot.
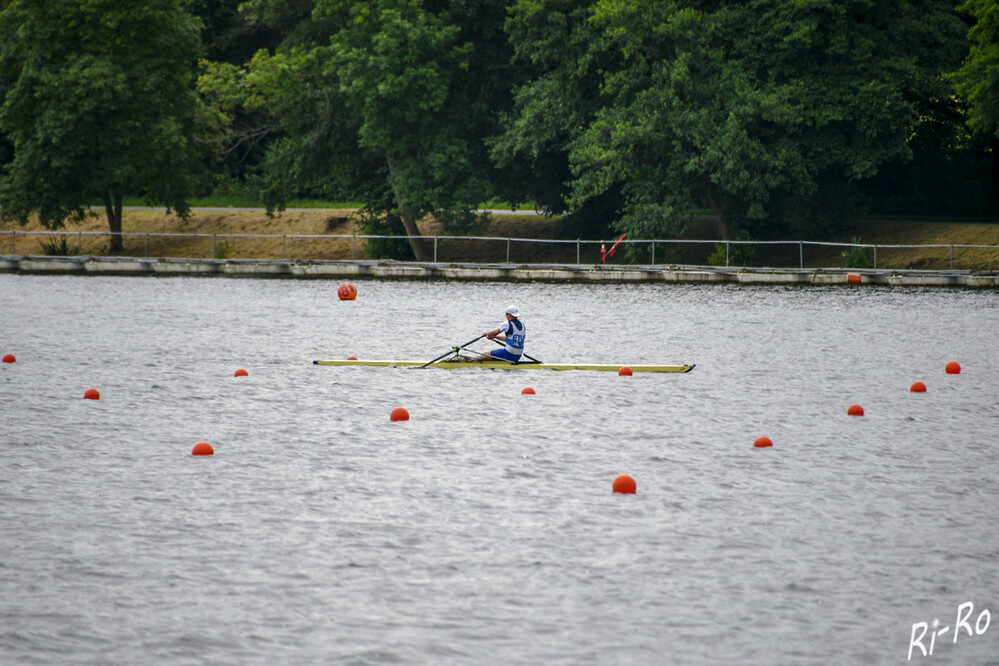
[3,254,998,287]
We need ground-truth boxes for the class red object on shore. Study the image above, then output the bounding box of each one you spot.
[600,233,627,264]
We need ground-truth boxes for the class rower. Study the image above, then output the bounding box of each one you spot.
[478,305,526,362]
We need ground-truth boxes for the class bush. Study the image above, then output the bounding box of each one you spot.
[708,231,756,267]
[357,212,415,260]
[40,236,78,256]
[842,236,874,268]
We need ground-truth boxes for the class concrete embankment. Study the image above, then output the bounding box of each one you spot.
[2,254,999,287]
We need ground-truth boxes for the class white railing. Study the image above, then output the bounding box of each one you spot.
[2,229,999,270]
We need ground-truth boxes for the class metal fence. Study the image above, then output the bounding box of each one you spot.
[3,229,999,271]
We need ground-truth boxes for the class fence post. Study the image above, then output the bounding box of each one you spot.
[799,241,803,268]
[506,238,510,263]
[726,241,730,267]
[434,236,438,263]
[11,231,14,254]
[79,231,83,255]
[213,234,217,258]
[950,245,954,269]
[651,240,655,265]
[352,234,355,260]
[873,245,877,269]
[282,234,287,258]
[145,233,149,257]
[577,239,580,264]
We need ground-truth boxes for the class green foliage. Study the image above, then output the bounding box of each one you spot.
[214,239,234,259]
[40,236,78,256]
[355,211,415,261]
[842,237,874,268]
[199,0,515,259]
[951,0,999,138]
[0,0,220,234]
[708,231,757,267]
[502,0,969,240]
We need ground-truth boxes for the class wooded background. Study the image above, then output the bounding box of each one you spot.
[1,0,997,259]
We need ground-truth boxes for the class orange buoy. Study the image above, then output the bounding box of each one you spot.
[847,272,862,285]
[390,407,410,421]
[2,353,15,363]
[612,474,637,494]
[753,436,773,448]
[234,368,248,377]
[84,388,100,400]
[338,282,357,300]
[521,387,536,395]
[347,356,358,360]
[618,366,633,376]
[945,361,961,375]
[847,403,864,416]
[192,441,214,456]
[910,381,927,393]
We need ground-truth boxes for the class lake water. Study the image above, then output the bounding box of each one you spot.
[1,274,997,665]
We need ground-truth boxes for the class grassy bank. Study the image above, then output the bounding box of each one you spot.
[3,207,999,270]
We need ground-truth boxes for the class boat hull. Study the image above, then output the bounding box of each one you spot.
[313,359,694,373]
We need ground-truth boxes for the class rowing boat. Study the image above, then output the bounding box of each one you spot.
[313,359,695,373]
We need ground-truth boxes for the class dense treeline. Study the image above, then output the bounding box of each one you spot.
[1,0,998,258]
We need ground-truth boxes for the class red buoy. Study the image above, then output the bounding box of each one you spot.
[84,388,100,400]
[945,361,961,375]
[847,403,864,416]
[754,436,773,448]
[347,356,358,360]
[618,366,633,376]
[192,441,214,456]
[910,381,927,393]
[234,368,248,377]
[612,474,636,494]
[521,387,536,395]
[2,353,15,363]
[338,283,357,300]
[390,407,410,421]
[847,272,862,285]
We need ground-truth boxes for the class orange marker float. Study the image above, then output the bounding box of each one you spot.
[192,441,214,456]
[612,474,636,494]
[338,283,357,300]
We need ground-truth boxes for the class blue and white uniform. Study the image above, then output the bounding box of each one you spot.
[491,317,526,362]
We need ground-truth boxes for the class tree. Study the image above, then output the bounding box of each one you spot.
[0,0,218,251]
[502,0,967,240]
[211,0,513,260]
[490,0,624,239]
[952,0,999,138]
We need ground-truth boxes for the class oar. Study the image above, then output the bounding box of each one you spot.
[492,338,542,364]
[417,335,484,368]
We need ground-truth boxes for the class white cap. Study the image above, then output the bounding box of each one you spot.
[505,305,519,318]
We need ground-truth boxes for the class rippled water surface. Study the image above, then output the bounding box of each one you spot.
[2,274,998,665]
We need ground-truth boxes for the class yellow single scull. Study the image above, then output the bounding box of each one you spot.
[313,359,694,373]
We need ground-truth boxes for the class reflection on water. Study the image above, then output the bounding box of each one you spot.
[2,275,998,665]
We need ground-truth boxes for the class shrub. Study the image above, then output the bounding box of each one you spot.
[842,236,874,268]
